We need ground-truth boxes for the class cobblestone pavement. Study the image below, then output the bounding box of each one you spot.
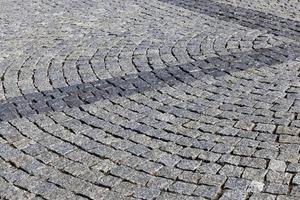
[1,0,300,199]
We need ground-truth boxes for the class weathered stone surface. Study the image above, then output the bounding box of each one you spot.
[0,0,300,199]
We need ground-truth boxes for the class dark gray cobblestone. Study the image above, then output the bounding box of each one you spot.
[1,0,300,199]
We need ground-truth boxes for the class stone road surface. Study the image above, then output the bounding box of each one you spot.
[1,0,300,199]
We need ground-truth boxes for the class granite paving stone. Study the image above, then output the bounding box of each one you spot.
[0,0,300,199]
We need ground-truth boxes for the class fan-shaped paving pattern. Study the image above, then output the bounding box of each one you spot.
[0,0,295,101]
[2,59,300,199]
[1,0,300,200]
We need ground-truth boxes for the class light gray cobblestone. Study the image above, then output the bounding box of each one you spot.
[1,0,300,199]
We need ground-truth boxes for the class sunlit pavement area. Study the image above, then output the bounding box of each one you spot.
[1,0,300,199]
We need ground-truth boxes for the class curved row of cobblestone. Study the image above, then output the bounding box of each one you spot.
[1,0,300,199]
[214,0,300,21]
[0,43,299,121]
[0,0,294,101]
[2,57,300,199]
[160,0,300,41]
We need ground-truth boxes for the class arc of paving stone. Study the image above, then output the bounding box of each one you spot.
[0,0,292,110]
[0,145,108,199]
[2,58,25,99]
[2,30,275,103]
[2,54,300,199]
[159,0,300,42]
[1,0,290,102]
[0,42,299,121]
